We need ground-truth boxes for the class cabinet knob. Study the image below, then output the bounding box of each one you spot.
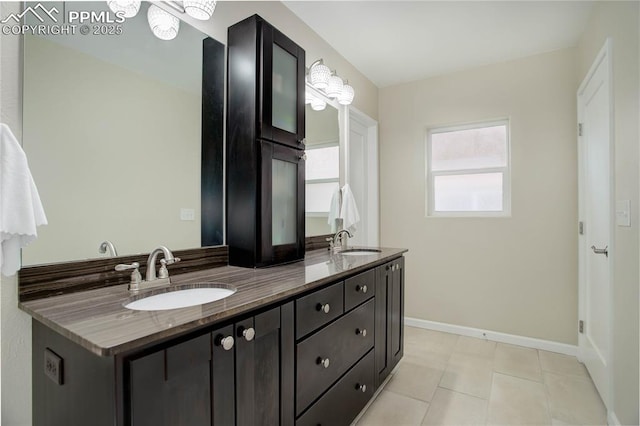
[356,328,367,337]
[317,357,330,369]
[356,284,368,294]
[316,303,330,314]
[215,334,234,351]
[355,383,367,393]
[238,326,255,342]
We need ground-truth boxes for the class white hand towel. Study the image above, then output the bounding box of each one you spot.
[327,185,341,233]
[340,184,360,234]
[0,123,47,276]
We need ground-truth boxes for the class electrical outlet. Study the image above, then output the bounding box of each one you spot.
[44,348,63,385]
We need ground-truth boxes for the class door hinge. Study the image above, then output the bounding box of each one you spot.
[578,123,583,136]
[579,320,585,334]
[579,221,585,235]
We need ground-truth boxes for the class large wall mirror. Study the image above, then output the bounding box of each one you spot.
[304,93,341,237]
[22,1,224,266]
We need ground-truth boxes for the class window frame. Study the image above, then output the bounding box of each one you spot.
[425,119,512,218]
[305,142,340,217]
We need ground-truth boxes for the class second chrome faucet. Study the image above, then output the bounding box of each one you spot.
[116,246,181,292]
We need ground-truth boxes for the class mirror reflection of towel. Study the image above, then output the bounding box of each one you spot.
[0,123,47,276]
[328,186,341,233]
[340,184,360,233]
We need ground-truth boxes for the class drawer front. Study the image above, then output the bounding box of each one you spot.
[296,350,374,426]
[296,299,374,415]
[344,269,375,312]
[296,281,344,339]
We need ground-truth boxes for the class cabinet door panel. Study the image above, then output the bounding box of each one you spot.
[236,305,286,426]
[129,334,212,426]
[390,258,405,369]
[374,264,390,387]
[212,325,235,426]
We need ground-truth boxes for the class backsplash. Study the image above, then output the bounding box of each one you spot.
[18,246,229,302]
[18,235,333,302]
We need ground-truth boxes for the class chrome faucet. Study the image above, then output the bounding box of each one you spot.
[332,229,352,251]
[98,240,118,257]
[146,246,180,283]
[115,246,181,293]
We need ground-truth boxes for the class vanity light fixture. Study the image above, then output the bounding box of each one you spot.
[338,81,355,105]
[148,4,180,40]
[106,0,141,18]
[305,88,315,105]
[309,59,331,90]
[326,71,344,99]
[307,59,355,105]
[183,0,216,20]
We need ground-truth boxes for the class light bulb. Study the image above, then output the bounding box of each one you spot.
[338,82,355,105]
[309,59,331,90]
[184,0,216,20]
[326,73,343,99]
[107,0,141,18]
[148,5,180,41]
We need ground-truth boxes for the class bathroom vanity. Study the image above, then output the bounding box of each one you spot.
[21,248,405,426]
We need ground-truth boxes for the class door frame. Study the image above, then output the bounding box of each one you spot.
[577,37,614,411]
[339,105,379,246]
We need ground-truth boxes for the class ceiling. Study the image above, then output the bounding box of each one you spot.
[283,1,594,88]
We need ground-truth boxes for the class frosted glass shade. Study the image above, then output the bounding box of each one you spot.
[148,5,179,41]
[326,73,343,98]
[107,0,141,18]
[310,97,326,111]
[309,60,331,90]
[338,82,355,105]
[184,0,216,20]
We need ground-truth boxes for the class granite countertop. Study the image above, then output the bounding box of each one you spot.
[20,247,406,357]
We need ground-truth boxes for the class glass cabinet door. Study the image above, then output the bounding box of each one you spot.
[272,158,297,246]
[261,24,305,149]
[261,141,305,264]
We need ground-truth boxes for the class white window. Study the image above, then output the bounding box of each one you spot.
[426,120,511,216]
[305,144,339,216]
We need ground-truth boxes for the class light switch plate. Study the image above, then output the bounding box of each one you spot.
[180,208,195,221]
[44,348,63,385]
[616,200,631,227]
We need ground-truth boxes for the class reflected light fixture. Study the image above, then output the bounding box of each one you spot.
[148,4,180,40]
[106,0,141,18]
[338,81,355,105]
[310,97,326,111]
[309,59,331,90]
[183,0,216,20]
[326,72,343,98]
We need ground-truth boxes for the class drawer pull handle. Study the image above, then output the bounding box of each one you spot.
[237,326,255,342]
[316,303,330,314]
[355,383,367,393]
[215,335,234,351]
[356,284,368,294]
[317,357,330,369]
[356,328,367,337]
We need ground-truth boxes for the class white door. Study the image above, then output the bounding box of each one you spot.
[578,39,612,407]
[345,108,379,247]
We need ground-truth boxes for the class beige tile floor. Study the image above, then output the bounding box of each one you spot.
[355,326,607,426]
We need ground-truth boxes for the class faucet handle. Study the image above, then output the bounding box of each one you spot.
[115,262,142,292]
[158,257,181,279]
[115,262,140,272]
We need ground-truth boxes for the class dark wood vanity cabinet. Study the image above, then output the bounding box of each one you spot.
[31,256,405,426]
[226,15,306,267]
[375,257,405,387]
[127,304,294,426]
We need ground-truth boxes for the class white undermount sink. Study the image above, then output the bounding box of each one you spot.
[124,286,236,311]
[339,248,382,256]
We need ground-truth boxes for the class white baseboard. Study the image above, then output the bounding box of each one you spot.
[607,410,621,426]
[405,317,578,356]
